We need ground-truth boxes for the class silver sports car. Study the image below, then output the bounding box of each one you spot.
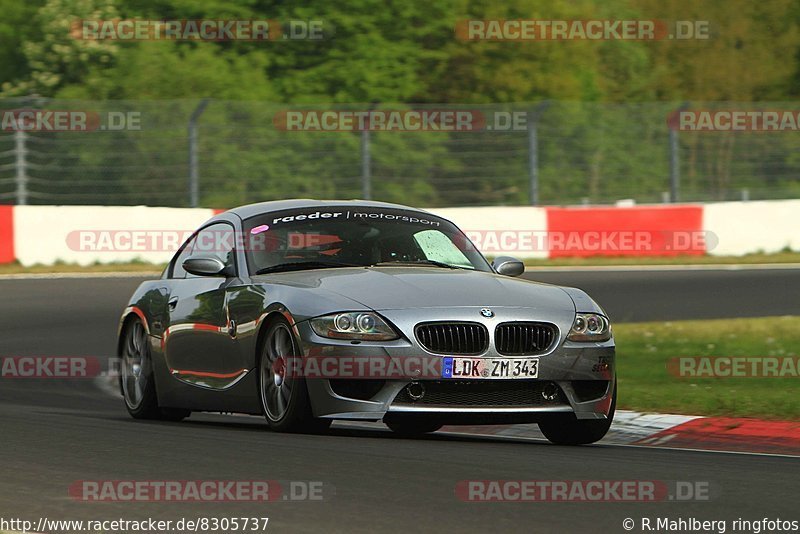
[118,200,616,445]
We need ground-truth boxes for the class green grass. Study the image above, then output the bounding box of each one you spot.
[615,316,800,419]
[0,260,165,275]
[522,251,800,267]
[2,250,800,274]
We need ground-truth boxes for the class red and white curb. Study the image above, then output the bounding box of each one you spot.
[632,416,800,455]
[448,412,800,456]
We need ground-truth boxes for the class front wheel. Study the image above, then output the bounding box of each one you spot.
[258,318,330,433]
[538,385,616,445]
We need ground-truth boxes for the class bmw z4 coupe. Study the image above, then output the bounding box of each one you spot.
[118,200,616,445]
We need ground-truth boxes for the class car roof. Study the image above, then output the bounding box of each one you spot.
[220,199,434,220]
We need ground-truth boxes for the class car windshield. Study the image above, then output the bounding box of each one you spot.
[242,206,492,275]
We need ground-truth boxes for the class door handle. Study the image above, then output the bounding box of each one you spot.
[168,296,179,310]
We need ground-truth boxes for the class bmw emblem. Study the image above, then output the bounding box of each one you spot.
[480,308,494,318]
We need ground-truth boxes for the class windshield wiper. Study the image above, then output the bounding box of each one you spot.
[254,261,360,275]
[369,260,471,270]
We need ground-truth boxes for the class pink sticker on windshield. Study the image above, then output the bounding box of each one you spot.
[250,224,270,235]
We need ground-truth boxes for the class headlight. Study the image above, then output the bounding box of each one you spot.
[310,312,399,341]
[567,313,611,342]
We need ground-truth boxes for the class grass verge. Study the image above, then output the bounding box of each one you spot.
[522,251,800,267]
[2,251,800,274]
[615,316,800,419]
[0,260,165,275]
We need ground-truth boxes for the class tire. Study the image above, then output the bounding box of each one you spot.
[386,419,443,437]
[538,384,616,445]
[120,317,190,422]
[258,317,330,433]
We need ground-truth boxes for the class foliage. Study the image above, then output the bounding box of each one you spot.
[0,0,798,207]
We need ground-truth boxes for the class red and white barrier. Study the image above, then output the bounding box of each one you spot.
[0,200,797,265]
[440,203,710,259]
[10,206,215,266]
[703,200,800,256]
[0,205,13,264]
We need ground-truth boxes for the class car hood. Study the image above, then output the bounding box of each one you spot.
[254,266,575,312]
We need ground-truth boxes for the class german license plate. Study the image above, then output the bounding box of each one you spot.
[442,357,539,379]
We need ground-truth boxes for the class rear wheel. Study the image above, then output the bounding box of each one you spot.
[386,419,443,437]
[258,318,330,433]
[121,318,190,421]
[538,385,616,445]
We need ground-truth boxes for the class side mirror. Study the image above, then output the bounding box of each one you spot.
[492,256,525,277]
[183,256,228,277]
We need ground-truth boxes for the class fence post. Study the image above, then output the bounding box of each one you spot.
[669,127,679,203]
[188,99,210,208]
[528,101,550,206]
[361,127,371,200]
[14,129,28,206]
[669,102,689,203]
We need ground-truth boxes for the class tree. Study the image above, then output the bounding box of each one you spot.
[1,0,119,97]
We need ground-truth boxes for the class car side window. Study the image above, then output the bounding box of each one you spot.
[189,222,237,277]
[170,234,197,279]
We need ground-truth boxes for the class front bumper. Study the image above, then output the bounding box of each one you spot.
[294,306,616,423]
